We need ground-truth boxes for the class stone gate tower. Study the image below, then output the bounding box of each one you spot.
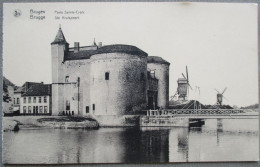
[51,27,69,115]
[50,27,170,120]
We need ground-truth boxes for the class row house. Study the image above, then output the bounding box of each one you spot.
[13,82,43,113]
[20,84,52,115]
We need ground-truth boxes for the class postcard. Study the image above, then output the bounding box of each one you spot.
[2,2,259,164]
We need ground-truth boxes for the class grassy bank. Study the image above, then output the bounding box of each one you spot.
[3,116,99,132]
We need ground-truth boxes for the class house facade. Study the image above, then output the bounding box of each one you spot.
[20,84,52,115]
[12,82,43,113]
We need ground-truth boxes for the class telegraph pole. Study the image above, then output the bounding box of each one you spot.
[77,77,80,115]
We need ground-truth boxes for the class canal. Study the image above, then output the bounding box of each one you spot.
[3,119,259,164]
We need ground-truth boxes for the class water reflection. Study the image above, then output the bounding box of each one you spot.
[123,127,169,163]
[3,119,259,164]
[168,127,189,162]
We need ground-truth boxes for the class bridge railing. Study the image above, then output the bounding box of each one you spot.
[145,109,247,116]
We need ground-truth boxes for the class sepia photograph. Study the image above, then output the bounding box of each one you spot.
[2,2,259,164]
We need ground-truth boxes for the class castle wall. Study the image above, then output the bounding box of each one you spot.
[63,60,91,116]
[147,63,169,108]
[89,53,147,116]
[50,29,170,117]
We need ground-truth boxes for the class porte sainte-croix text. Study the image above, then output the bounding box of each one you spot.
[54,10,85,20]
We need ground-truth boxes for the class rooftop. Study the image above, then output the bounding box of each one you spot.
[22,84,52,97]
[65,44,148,61]
[14,86,25,93]
[147,56,170,65]
[15,82,43,93]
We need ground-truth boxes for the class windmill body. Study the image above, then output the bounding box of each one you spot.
[177,66,192,101]
[217,93,223,105]
[215,87,227,106]
[177,78,189,100]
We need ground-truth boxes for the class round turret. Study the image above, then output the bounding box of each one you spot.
[89,45,148,115]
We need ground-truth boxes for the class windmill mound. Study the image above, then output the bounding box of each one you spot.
[169,100,233,110]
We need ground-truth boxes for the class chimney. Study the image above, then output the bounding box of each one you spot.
[74,42,80,53]
[98,42,102,48]
[41,82,44,84]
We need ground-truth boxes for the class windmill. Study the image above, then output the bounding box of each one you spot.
[215,87,227,106]
[177,66,192,101]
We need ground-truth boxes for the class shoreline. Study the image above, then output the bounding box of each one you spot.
[3,116,99,132]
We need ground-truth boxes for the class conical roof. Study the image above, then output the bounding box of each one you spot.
[51,27,68,45]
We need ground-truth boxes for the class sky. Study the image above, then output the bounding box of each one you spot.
[3,2,258,107]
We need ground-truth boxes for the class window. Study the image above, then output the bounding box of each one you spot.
[93,104,95,110]
[13,98,15,104]
[17,98,19,104]
[39,106,43,113]
[105,72,109,80]
[28,97,31,103]
[65,76,69,83]
[44,96,47,103]
[23,106,26,113]
[23,97,26,103]
[150,70,155,78]
[28,106,32,113]
[33,106,36,114]
[126,73,129,81]
[44,106,48,113]
[86,106,89,113]
[141,72,145,81]
[33,97,36,103]
[39,97,41,103]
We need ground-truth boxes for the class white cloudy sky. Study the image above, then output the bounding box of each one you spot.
[3,2,258,107]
